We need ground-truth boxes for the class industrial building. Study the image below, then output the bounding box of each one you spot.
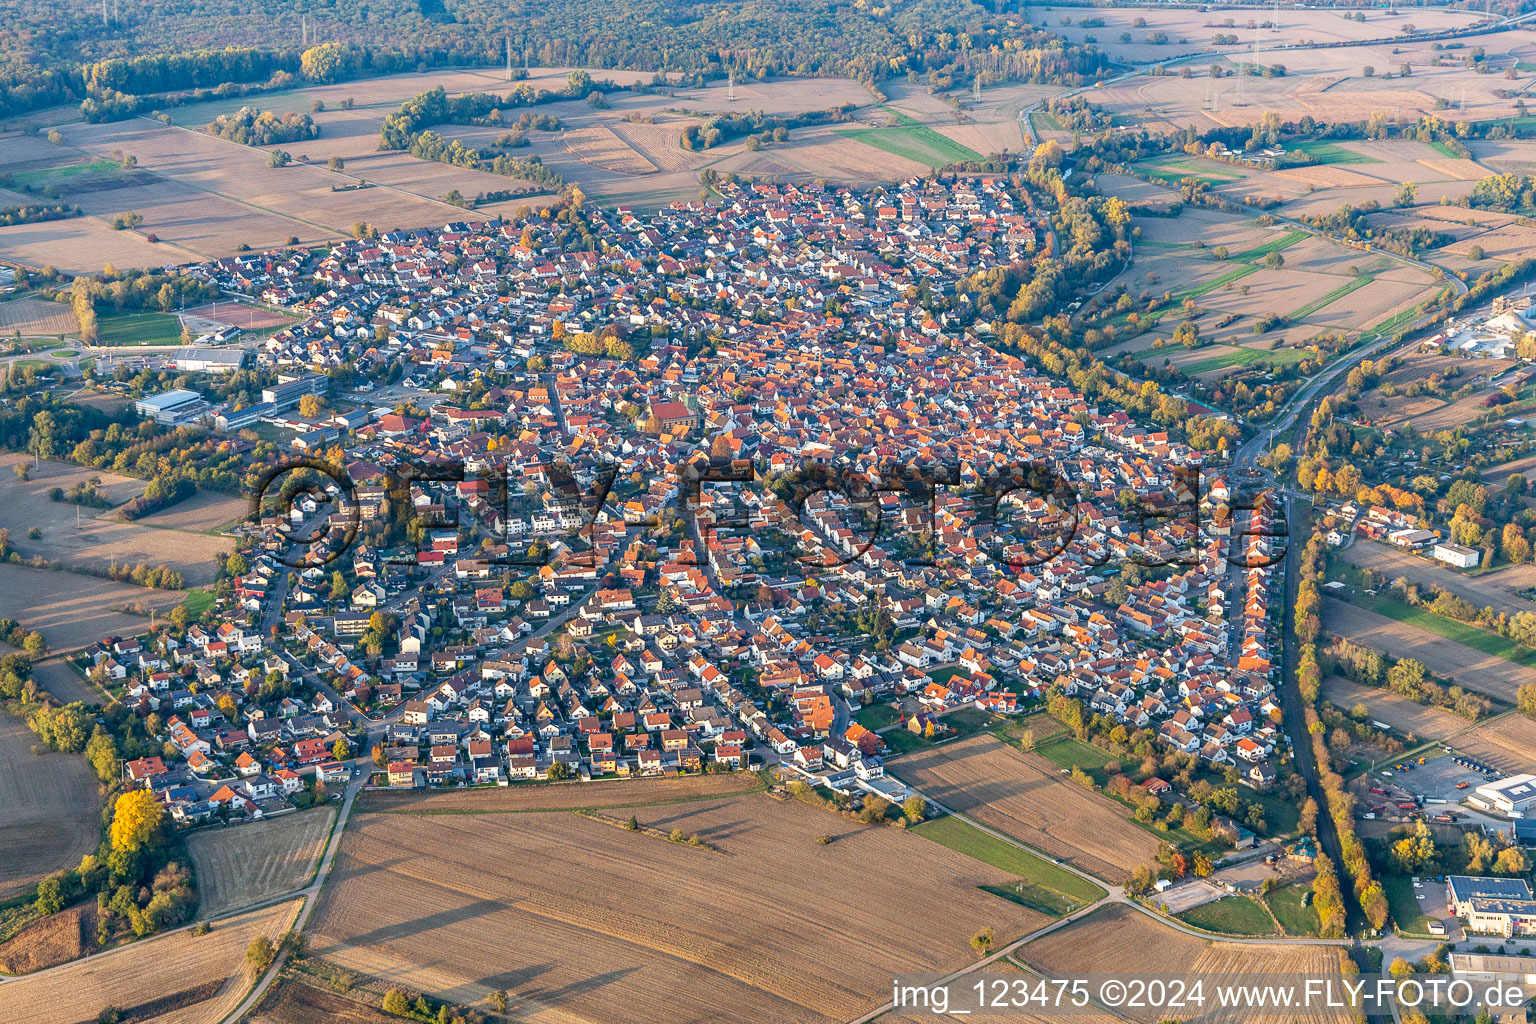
[1475,775,1536,816]
[261,373,329,411]
[1447,877,1536,938]
[134,389,210,426]
[1448,952,1536,988]
[171,347,248,374]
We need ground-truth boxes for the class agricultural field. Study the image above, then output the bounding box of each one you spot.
[0,898,300,1024]
[28,655,102,706]
[1015,904,1352,1024]
[1027,4,1489,62]
[1323,596,1536,703]
[1100,208,1440,380]
[1077,21,1527,136]
[0,297,77,338]
[0,563,182,651]
[0,716,100,900]
[1339,540,1532,618]
[250,977,401,1024]
[0,902,93,974]
[132,490,249,534]
[890,734,1160,882]
[0,453,233,586]
[309,793,1046,1024]
[1453,713,1536,773]
[187,808,336,918]
[4,66,1040,270]
[1351,348,1519,430]
[357,769,765,814]
[1320,674,1466,744]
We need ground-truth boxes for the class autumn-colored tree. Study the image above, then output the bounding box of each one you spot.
[969,926,995,957]
[1192,850,1213,877]
[333,737,352,761]
[245,935,276,975]
[110,790,165,854]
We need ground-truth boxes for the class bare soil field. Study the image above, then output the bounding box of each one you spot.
[0,453,232,585]
[358,770,765,813]
[1015,904,1350,1024]
[29,655,102,705]
[250,977,401,1024]
[0,216,203,276]
[0,716,100,900]
[132,490,248,534]
[1026,4,1487,62]
[560,124,659,175]
[187,808,336,918]
[1454,714,1536,773]
[1091,38,1525,137]
[0,563,181,650]
[0,898,300,1024]
[1322,596,1536,703]
[0,298,77,337]
[1340,540,1532,618]
[891,734,1160,882]
[1469,139,1536,176]
[1320,674,1466,742]
[310,794,1046,1024]
[0,903,91,974]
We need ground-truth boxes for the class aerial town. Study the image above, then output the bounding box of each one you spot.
[6,1,1536,1021]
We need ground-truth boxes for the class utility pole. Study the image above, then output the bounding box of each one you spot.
[101,0,108,27]
[973,76,982,104]
[726,72,736,103]
[506,36,513,81]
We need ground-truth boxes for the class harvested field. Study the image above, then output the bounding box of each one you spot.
[1320,674,1465,742]
[0,453,232,586]
[891,734,1159,882]
[0,898,300,1024]
[0,903,91,974]
[0,216,201,276]
[0,716,100,900]
[560,125,658,175]
[250,978,400,1024]
[1015,904,1351,1024]
[0,563,181,650]
[1455,714,1536,773]
[310,794,1046,1024]
[132,491,247,534]
[0,298,77,337]
[1339,540,1531,618]
[357,770,765,813]
[29,656,102,705]
[1027,4,1486,61]
[1322,597,1536,703]
[187,808,336,918]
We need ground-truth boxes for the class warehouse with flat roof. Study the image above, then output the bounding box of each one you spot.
[171,347,248,374]
[134,389,209,426]
[1475,775,1536,816]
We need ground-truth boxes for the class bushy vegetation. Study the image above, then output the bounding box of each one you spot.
[205,106,319,146]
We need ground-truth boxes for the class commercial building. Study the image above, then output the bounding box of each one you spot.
[1433,542,1482,569]
[261,373,329,411]
[171,347,248,374]
[1448,877,1536,937]
[1449,952,1536,988]
[1475,775,1536,816]
[134,389,210,426]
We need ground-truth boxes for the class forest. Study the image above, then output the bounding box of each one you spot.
[0,0,1105,120]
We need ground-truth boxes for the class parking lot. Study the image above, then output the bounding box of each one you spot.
[1370,754,1509,830]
